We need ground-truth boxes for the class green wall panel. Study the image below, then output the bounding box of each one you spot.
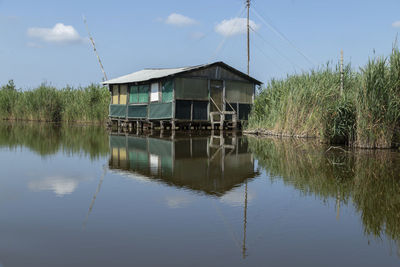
[225,81,253,104]
[129,85,139,103]
[175,78,208,100]
[127,105,147,118]
[162,80,173,102]
[110,104,126,118]
[139,85,149,103]
[148,102,173,119]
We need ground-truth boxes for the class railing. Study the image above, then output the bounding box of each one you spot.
[224,97,236,113]
[209,97,238,129]
[210,97,222,113]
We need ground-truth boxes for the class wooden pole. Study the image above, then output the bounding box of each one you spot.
[246,0,250,75]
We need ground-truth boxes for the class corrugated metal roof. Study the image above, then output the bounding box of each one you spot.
[103,65,203,85]
[102,61,262,85]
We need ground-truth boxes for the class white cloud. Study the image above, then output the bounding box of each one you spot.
[215,17,260,37]
[165,13,197,26]
[27,23,85,44]
[392,21,400,28]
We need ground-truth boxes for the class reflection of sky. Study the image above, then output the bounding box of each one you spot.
[0,147,99,200]
[1,140,400,266]
[165,194,193,208]
[220,187,255,207]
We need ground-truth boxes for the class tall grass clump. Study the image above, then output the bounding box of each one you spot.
[248,43,400,148]
[248,63,358,144]
[0,81,110,123]
[356,48,400,148]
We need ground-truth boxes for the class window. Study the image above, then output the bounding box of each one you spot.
[161,80,173,102]
[112,85,119,104]
[138,85,149,103]
[119,85,127,104]
[129,85,149,104]
[150,82,159,102]
[129,85,139,103]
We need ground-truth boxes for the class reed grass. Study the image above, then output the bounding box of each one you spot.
[248,45,400,148]
[0,81,110,123]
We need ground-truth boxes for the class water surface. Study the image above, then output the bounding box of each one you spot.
[0,122,400,266]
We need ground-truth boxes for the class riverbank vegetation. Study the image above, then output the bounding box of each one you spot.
[248,45,400,148]
[0,81,110,123]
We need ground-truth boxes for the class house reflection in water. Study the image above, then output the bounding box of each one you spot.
[108,133,258,196]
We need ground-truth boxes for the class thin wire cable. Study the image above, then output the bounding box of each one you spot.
[251,7,316,67]
[251,26,303,71]
[209,6,246,62]
[251,39,286,73]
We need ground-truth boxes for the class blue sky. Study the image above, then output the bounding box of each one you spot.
[1,0,400,88]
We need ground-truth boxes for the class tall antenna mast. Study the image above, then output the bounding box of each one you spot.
[83,15,108,81]
[246,0,251,75]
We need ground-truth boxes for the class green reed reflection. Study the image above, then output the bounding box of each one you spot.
[0,122,109,159]
[248,137,400,241]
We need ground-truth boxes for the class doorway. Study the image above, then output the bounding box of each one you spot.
[210,80,223,121]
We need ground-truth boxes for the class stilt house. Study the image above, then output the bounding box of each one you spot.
[103,61,262,130]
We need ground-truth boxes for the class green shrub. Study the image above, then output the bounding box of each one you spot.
[248,63,358,144]
[0,82,110,123]
[248,44,400,148]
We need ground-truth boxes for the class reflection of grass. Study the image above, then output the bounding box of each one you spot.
[248,137,354,202]
[248,136,400,241]
[352,151,400,240]
[0,122,109,159]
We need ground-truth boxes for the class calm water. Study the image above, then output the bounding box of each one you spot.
[0,123,400,266]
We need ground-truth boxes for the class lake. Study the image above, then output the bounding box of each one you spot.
[0,122,400,266]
